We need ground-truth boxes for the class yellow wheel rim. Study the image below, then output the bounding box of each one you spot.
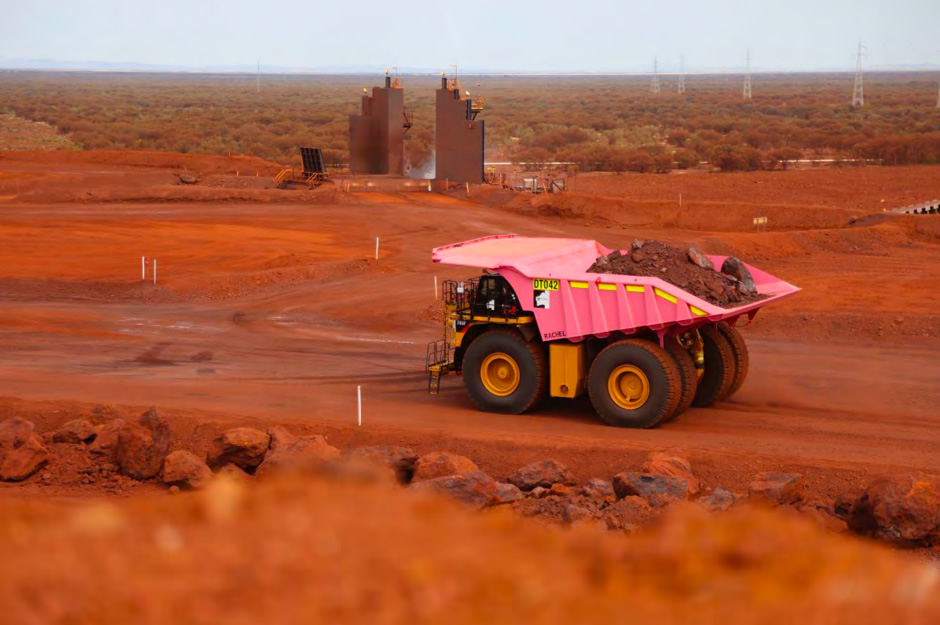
[608,365,650,410]
[480,352,520,397]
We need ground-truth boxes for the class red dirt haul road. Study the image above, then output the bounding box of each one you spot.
[0,152,938,501]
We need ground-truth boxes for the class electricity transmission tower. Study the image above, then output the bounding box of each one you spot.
[852,41,865,107]
[678,56,686,94]
[651,58,661,94]
[743,49,752,100]
[256,61,260,93]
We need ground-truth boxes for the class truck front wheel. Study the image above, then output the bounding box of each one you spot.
[463,328,547,414]
[588,339,681,428]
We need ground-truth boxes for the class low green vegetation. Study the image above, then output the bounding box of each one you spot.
[0,71,937,171]
[0,111,81,151]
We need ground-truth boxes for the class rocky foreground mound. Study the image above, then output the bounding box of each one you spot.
[3,410,939,551]
[2,408,940,621]
[1,471,938,624]
[588,240,765,307]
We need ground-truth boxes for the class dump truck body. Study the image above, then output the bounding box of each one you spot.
[432,235,798,342]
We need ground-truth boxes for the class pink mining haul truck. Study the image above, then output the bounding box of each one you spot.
[425,235,799,428]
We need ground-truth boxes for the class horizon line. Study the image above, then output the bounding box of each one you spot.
[2,66,939,77]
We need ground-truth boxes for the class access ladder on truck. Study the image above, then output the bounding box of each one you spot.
[425,278,477,393]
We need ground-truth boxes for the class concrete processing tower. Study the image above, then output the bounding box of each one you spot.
[349,71,411,175]
[435,73,484,184]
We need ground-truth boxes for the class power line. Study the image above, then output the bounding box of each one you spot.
[650,57,661,94]
[678,56,686,94]
[852,41,865,107]
[743,49,752,101]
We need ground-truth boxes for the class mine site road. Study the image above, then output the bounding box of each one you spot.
[0,298,936,491]
[0,194,937,497]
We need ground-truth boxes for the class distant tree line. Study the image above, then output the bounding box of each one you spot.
[0,71,937,173]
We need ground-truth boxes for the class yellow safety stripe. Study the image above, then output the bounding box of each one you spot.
[567,282,654,293]
[654,288,678,304]
[459,315,536,324]
[690,306,706,316]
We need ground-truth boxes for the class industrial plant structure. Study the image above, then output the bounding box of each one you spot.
[348,72,411,175]
[347,71,485,184]
[435,74,485,184]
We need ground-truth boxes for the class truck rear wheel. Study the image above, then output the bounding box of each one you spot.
[692,325,737,407]
[717,322,749,398]
[663,337,697,420]
[463,328,547,414]
[587,339,681,428]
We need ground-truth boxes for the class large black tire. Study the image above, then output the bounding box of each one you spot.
[587,339,681,429]
[692,325,737,407]
[663,337,697,421]
[463,328,547,414]
[717,322,749,398]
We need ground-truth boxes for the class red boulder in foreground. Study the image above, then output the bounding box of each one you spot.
[844,476,940,546]
[410,470,502,509]
[508,459,577,491]
[346,446,418,484]
[88,419,126,463]
[0,419,49,482]
[116,408,171,480]
[748,473,804,506]
[255,426,339,477]
[51,419,96,444]
[642,452,701,495]
[412,451,479,482]
[613,472,689,508]
[207,427,271,471]
[163,450,212,490]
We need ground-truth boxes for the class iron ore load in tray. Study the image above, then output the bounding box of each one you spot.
[587,240,766,308]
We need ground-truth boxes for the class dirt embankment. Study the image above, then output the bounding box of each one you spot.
[0,471,937,624]
[0,149,323,204]
[472,166,940,237]
[0,149,286,176]
[569,167,940,214]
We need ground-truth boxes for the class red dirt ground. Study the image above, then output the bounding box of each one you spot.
[0,152,937,508]
[2,474,938,624]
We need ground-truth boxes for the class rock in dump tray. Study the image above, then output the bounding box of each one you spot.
[587,240,765,308]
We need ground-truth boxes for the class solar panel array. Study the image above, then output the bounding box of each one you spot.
[300,147,326,176]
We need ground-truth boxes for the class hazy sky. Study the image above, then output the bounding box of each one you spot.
[1,0,938,72]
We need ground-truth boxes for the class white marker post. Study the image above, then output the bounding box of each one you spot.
[679,193,682,208]
[434,275,438,300]
[357,385,362,426]
[153,258,157,285]
[375,236,380,260]
[141,256,146,281]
